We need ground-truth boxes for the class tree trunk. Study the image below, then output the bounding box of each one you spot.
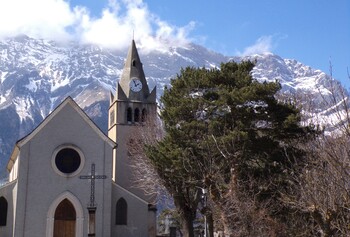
[207,212,214,237]
[173,196,196,237]
[180,210,195,237]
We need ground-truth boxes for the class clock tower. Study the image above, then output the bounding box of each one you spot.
[108,40,156,198]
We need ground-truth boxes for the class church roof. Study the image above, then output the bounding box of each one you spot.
[7,97,116,171]
[119,40,147,89]
[112,182,151,205]
[115,40,156,102]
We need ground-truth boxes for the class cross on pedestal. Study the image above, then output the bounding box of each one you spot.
[79,163,107,237]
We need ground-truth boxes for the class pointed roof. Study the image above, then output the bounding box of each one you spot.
[123,40,143,76]
[116,40,155,102]
[7,97,116,171]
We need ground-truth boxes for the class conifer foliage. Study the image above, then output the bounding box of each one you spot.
[146,61,314,236]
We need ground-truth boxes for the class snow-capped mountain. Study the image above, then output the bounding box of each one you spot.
[246,53,347,130]
[0,35,346,177]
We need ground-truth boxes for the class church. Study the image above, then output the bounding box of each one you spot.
[0,40,157,237]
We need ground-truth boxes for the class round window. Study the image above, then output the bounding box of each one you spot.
[55,148,81,174]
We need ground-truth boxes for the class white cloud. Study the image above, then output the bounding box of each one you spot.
[0,0,75,41]
[238,36,274,56]
[237,34,288,56]
[0,0,194,52]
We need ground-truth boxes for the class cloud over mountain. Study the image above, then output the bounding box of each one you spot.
[0,0,194,51]
[236,34,288,56]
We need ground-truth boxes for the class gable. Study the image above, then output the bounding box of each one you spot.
[7,97,116,171]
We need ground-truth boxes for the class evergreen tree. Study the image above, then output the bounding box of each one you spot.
[146,61,314,236]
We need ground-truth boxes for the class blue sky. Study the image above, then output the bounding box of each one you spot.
[0,0,349,87]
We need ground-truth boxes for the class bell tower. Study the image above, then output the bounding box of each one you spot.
[108,40,156,196]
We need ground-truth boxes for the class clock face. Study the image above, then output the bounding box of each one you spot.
[129,78,143,92]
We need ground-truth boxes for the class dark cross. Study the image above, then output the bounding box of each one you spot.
[80,163,107,236]
[79,163,107,207]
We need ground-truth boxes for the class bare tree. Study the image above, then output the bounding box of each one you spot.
[281,66,350,237]
[127,113,171,204]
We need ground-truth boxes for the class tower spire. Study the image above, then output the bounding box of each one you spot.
[116,40,152,101]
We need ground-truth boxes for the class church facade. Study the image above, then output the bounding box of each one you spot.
[0,40,157,237]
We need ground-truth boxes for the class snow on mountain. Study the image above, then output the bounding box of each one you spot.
[247,53,348,134]
[245,53,331,94]
[0,35,346,177]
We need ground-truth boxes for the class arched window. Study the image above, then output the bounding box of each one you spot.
[141,109,147,122]
[127,108,132,123]
[132,60,136,67]
[134,108,140,122]
[0,196,8,226]
[116,198,127,225]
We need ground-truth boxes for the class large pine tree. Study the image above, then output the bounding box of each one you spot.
[147,61,314,236]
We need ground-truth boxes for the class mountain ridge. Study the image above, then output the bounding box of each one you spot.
[0,35,346,178]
